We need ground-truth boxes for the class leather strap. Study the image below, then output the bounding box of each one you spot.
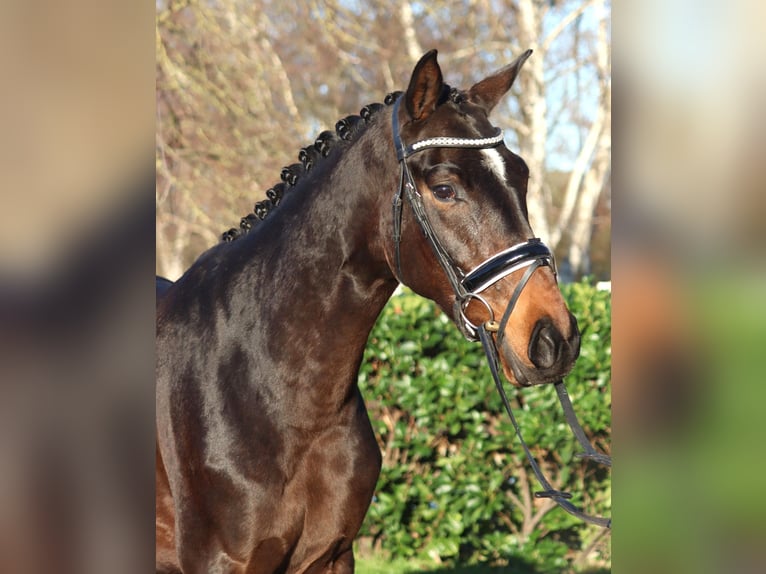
[495,260,544,352]
[478,324,611,528]
[391,97,469,299]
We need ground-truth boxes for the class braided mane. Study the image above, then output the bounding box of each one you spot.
[221,85,464,243]
[221,91,407,242]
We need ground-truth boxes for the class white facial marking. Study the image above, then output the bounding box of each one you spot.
[481,148,507,185]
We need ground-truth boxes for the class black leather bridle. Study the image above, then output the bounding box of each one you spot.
[390,97,556,342]
[390,97,611,528]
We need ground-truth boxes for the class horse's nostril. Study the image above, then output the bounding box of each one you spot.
[529,320,561,370]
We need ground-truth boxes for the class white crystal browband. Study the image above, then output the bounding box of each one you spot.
[399,129,505,159]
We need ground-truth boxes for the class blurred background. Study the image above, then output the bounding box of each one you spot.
[614,2,766,573]
[0,1,155,573]
[0,0,765,572]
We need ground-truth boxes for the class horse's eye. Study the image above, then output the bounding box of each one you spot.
[431,184,456,202]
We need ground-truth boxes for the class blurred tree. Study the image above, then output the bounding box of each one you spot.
[156,0,611,280]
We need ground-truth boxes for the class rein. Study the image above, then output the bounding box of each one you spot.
[390,98,611,528]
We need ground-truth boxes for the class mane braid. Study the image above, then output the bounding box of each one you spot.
[221,92,402,243]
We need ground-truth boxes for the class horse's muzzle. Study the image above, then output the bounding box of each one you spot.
[503,313,580,386]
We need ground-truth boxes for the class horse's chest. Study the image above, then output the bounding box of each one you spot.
[244,410,381,571]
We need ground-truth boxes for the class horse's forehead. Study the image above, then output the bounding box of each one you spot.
[481,148,507,185]
[411,105,519,186]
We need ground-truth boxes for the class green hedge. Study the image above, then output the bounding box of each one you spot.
[357,280,611,572]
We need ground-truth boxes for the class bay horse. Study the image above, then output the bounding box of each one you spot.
[156,49,581,573]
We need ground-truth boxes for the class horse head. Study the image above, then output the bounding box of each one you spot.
[387,50,580,387]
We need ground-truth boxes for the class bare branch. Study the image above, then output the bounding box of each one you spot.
[542,0,598,53]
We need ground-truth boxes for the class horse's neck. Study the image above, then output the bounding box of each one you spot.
[204,123,399,412]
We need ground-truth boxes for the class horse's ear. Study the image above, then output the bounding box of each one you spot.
[404,50,443,122]
[467,49,533,114]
